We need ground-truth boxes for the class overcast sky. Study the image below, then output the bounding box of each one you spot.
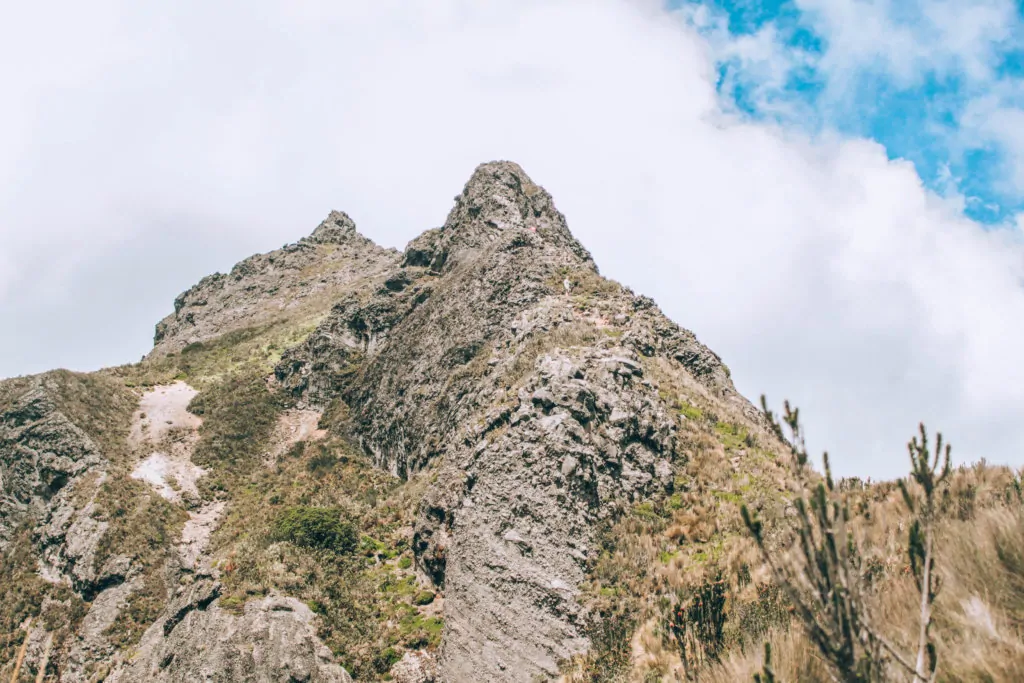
[2,1,1022,479]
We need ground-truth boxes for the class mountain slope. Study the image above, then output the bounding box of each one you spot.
[1,162,787,682]
[275,162,761,678]
[151,210,400,357]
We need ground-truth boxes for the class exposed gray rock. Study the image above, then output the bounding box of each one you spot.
[0,376,151,681]
[274,161,746,681]
[107,588,352,683]
[275,279,435,408]
[151,210,401,356]
[39,499,118,594]
[417,347,676,679]
[0,385,104,549]
[61,576,143,682]
[390,650,439,682]
[0,380,120,599]
[401,161,592,274]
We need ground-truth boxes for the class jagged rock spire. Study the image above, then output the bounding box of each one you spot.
[305,210,373,246]
[403,161,593,271]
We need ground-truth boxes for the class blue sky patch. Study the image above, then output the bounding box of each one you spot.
[673,0,1024,226]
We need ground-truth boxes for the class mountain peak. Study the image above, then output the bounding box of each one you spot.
[3,160,1014,683]
[305,210,365,245]
[403,161,592,271]
[1,159,777,683]
[149,209,398,354]
[447,160,565,237]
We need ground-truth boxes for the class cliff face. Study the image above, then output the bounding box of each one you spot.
[276,162,751,679]
[0,162,769,682]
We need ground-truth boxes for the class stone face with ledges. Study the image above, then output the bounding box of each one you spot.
[276,161,746,681]
[107,589,352,683]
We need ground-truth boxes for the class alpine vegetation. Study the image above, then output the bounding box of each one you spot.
[1,162,1021,682]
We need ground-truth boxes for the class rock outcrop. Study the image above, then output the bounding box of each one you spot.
[0,376,125,601]
[0,376,356,682]
[108,584,352,683]
[0,384,103,550]
[275,161,750,680]
[151,211,400,356]
[1,160,768,682]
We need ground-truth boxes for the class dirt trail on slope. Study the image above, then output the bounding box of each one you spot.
[129,381,205,503]
[129,381,221,571]
[129,381,202,447]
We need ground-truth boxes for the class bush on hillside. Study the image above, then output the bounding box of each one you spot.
[188,371,283,471]
[272,506,357,553]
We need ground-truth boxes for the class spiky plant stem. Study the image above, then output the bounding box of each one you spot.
[743,399,951,683]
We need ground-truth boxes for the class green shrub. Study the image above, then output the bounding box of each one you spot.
[372,647,402,673]
[713,421,749,450]
[219,595,246,612]
[669,572,728,672]
[735,582,789,646]
[306,445,337,474]
[285,441,306,460]
[413,590,435,606]
[272,507,357,553]
[680,404,704,421]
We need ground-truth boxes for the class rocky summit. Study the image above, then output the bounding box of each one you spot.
[0,162,785,682]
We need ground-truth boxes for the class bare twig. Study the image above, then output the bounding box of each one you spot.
[34,632,52,683]
[9,617,32,683]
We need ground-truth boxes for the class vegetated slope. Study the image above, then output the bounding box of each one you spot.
[1,161,1020,683]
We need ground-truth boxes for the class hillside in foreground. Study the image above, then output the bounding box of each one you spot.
[1,162,1021,682]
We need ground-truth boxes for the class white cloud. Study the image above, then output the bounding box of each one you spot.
[679,3,819,119]
[1,0,1022,478]
[792,0,1024,197]
[796,0,1018,86]
[960,89,1024,193]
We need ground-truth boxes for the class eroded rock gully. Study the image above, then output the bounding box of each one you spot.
[0,378,353,682]
[127,381,220,572]
[105,384,351,682]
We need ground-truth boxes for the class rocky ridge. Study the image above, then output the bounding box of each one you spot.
[274,162,754,679]
[0,392,114,630]
[1,161,769,682]
[152,210,400,356]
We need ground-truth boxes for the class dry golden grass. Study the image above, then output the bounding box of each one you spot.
[667,465,1024,683]
[565,370,799,682]
[565,377,1024,683]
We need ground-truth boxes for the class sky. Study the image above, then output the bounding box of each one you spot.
[1,0,1022,479]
